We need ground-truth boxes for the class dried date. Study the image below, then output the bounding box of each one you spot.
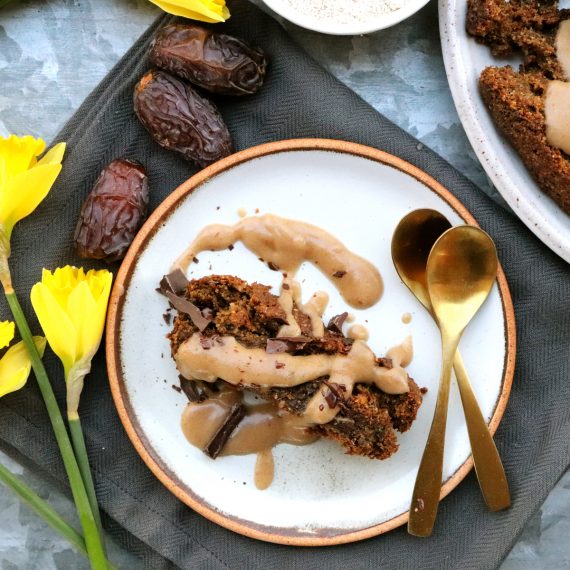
[134,70,233,167]
[74,159,149,262]
[150,23,267,96]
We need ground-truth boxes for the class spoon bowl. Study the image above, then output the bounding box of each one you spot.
[392,209,451,311]
[427,226,498,336]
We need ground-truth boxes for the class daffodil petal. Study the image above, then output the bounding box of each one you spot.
[0,336,46,398]
[86,268,113,302]
[0,156,6,197]
[92,270,113,352]
[31,267,112,381]
[37,142,66,166]
[0,321,15,349]
[31,283,77,376]
[161,0,224,11]
[0,135,46,181]
[0,367,28,398]
[41,266,80,310]
[149,0,227,22]
[73,270,112,364]
[0,163,62,238]
[165,0,228,20]
[68,280,100,363]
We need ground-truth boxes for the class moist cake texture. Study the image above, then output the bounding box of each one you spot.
[467,0,570,214]
[169,275,423,460]
[467,0,567,76]
[479,66,570,214]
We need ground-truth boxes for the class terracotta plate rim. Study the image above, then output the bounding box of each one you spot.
[106,138,516,547]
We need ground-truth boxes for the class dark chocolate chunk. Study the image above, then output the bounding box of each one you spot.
[158,268,189,296]
[204,403,245,459]
[179,376,207,402]
[162,310,172,325]
[166,291,211,332]
[324,390,338,409]
[327,312,348,334]
[323,381,342,409]
[275,361,285,369]
[171,384,182,393]
[266,336,312,354]
[420,387,428,394]
[282,283,290,290]
[333,270,347,278]
[267,261,279,271]
[228,244,234,251]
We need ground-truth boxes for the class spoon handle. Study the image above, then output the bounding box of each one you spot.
[408,334,459,537]
[453,350,511,511]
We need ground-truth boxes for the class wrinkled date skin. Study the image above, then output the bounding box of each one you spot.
[74,159,149,263]
[149,23,267,96]
[134,70,233,167]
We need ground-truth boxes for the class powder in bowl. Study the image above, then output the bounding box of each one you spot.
[285,0,406,24]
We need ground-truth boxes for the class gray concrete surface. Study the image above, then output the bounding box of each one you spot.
[0,0,568,568]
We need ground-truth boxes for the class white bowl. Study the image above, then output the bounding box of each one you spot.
[262,0,432,35]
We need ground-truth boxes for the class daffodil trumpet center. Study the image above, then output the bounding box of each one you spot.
[66,359,92,420]
[0,228,13,293]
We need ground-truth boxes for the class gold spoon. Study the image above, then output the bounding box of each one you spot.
[397,222,503,537]
[392,210,510,524]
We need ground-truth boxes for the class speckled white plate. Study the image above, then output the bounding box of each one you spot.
[106,139,515,545]
[440,0,570,263]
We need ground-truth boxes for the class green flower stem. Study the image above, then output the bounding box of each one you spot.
[0,460,87,555]
[5,289,108,570]
[68,414,105,547]
[0,462,118,570]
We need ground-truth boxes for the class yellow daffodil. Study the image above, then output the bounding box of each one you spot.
[149,0,230,22]
[0,135,65,292]
[0,135,66,242]
[0,320,15,349]
[0,136,108,564]
[30,266,113,418]
[0,322,45,398]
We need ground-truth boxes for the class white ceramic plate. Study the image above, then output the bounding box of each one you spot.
[439,0,570,263]
[261,0,431,35]
[107,140,515,545]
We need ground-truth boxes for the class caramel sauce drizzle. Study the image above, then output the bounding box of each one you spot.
[277,277,328,338]
[173,213,414,489]
[181,387,318,490]
[175,335,411,397]
[545,80,570,156]
[179,336,413,489]
[347,324,369,341]
[173,213,383,309]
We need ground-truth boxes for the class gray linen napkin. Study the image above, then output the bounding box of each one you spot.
[0,2,569,569]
